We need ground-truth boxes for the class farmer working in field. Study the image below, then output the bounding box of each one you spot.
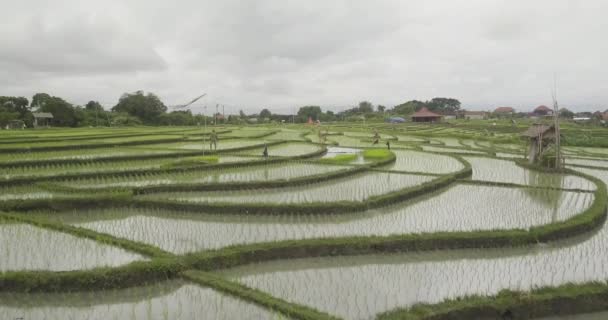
[209,129,218,150]
[263,144,269,158]
[372,129,380,145]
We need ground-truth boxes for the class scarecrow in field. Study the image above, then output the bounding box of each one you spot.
[262,144,269,158]
[372,129,380,145]
[209,129,218,150]
[386,140,391,150]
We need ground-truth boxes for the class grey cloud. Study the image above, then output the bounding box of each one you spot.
[1,0,607,112]
[0,14,166,74]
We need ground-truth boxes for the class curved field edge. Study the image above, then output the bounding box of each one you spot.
[59,152,397,195]
[0,166,604,295]
[377,282,608,320]
[0,153,456,214]
[0,141,325,187]
[0,129,277,153]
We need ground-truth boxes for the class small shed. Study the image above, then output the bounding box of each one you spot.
[6,120,25,130]
[32,112,53,127]
[464,111,487,120]
[521,123,556,164]
[411,107,442,123]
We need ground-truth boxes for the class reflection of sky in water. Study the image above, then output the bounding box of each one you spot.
[0,224,142,271]
[464,157,595,190]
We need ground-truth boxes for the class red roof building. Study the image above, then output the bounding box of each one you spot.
[411,107,442,122]
[534,105,553,116]
[494,107,514,113]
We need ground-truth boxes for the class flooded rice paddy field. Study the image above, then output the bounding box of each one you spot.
[0,222,142,271]
[382,149,464,173]
[2,125,608,319]
[464,156,596,190]
[222,216,608,319]
[143,171,436,204]
[238,142,324,157]
[54,162,349,189]
[34,184,593,254]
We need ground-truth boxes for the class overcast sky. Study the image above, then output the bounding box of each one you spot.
[1,0,607,113]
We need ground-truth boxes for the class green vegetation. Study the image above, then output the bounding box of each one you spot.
[362,148,393,160]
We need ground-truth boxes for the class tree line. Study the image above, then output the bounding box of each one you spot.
[1,91,462,128]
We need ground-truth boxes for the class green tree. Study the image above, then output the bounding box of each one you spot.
[426,97,461,112]
[111,112,142,126]
[297,106,323,122]
[0,96,30,117]
[31,93,52,109]
[85,101,104,112]
[559,108,574,119]
[0,105,20,128]
[358,101,374,113]
[31,93,81,127]
[159,110,195,126]
[377,105,386,113]
[112,90,167,124]
[392,100,425,115]
[260,108,272,119]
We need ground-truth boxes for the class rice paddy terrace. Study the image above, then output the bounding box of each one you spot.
[1,123,608,320]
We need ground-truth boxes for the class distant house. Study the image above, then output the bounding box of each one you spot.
[438,111,457,120]
[533,105,553,116]
[463,111,487,120]
[411,107,442,123]
[32,112,53,127]
[494,106,515,114]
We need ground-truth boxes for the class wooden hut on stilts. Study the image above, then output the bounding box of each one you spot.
[521,123,563,167]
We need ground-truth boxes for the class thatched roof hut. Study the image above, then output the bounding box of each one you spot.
[522,123,557,164]
[411,107,442,123]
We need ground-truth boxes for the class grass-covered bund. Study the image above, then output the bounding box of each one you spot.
[1,123,608,319]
